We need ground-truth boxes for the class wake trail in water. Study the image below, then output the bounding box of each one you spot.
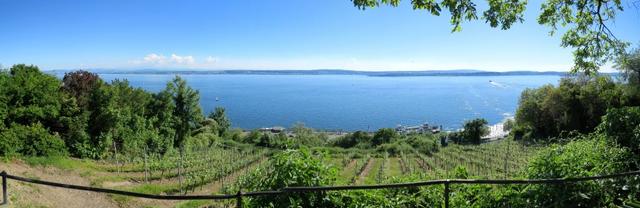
[489,80,508,88]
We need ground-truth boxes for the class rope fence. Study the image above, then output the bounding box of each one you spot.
[2,170,640,207]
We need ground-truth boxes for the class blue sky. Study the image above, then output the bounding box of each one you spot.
[0,0,638,72]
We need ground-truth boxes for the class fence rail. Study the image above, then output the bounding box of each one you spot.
[2,170,640,207]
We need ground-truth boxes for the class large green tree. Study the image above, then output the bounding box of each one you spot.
[461,118,489,144]
[350,0,630,74]
[167,76,203,149]
[373,128,398,146]
[1,64,63,128]
[0,64,67,156]
[514,75,624,140]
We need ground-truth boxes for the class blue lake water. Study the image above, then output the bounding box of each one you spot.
[90,74,560,131]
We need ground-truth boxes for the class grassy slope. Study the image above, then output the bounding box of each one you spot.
[387,158,403,177]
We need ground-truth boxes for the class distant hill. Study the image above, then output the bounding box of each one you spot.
[48,69,600,77]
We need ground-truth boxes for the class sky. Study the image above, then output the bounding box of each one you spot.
[0,0,638,72]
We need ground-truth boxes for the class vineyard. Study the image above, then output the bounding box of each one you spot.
[76,139,540,207]
[326,140,541,186]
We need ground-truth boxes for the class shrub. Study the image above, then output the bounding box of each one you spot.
[376,142,414,156]
[405,134,439,154]
[523,135,637,207]
[331,131,371,148]
[0,123,66,156]
[597,106,640,156]
[240,149,337,207]
[372,128,398,146]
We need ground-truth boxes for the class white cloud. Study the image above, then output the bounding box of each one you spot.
[170,54,195,64]
[131,53,202,67]
[142,53,167,64]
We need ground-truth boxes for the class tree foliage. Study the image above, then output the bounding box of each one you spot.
[0,123,66,156]
[208,107,230,136]
[0,65,68,156]
[372,128,398,146]
[461,118,489,144]
[62,70,101,109]
[291,123,327,147]
[618,47,640,85]
[513,75,628,141]
[524,136,636,207]
[167,76,203,149]
[1,64,63,128]
[0,65,218,158]
[350,0,630,74]
[598,106,640,156]
[332,131,372,148]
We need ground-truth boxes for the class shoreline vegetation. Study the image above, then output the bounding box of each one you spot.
[1,57,640,207]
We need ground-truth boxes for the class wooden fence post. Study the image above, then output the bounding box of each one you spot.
[443,181,450,208]
[144,146,148,182]
[1,171,7,205]
[236,190,243,208]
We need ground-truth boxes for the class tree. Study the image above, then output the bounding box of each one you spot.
[167,76,203,149]
[514,75,624,140]
[461,118,489,144]
[86,83,117,157]
[373,128,398,146]
[0,70,8,130]
[616,47,640,105]
[503,118,514,132]
[62,70,101,109]
[617,47,640,86]
[147,89,177,152]
[208,107,230,136]
[291,122,325,146]
[350,0,629,74]
[1,64,63,128]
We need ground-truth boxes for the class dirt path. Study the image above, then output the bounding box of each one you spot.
[416,157,431,171]
[0,160,119,208]
[345,159,356,170]
[355,158,374,185]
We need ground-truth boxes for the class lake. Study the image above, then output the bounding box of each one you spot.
[86,74,560,131]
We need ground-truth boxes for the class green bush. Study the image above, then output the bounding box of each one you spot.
[0,123,66,156]
[240,149,337,207]
[405,134,439,154]
[523,136,636,207]
[331,131,372,148]
[375,142,414,156]
[372,128,398,146]
[597,106,640,155]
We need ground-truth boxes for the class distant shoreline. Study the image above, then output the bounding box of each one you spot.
[44,69,611,77]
